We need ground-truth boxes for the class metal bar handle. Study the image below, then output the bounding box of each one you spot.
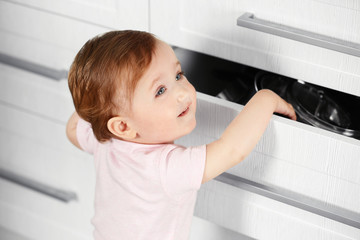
[0,52,68,80]
[215,172,360,229]
[0,168,77,203]
[237,12,360,58]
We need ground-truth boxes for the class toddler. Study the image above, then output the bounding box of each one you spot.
[66,30,296,240]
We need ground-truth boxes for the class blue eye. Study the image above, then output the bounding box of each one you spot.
[175,71,184,81]
[156,86,166,97]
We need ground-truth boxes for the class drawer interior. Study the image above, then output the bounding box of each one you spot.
[174,46,360,141]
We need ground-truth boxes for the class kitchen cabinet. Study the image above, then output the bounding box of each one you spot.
[0,0,148,239]
[1,0,359,239]
[150,0,360,239]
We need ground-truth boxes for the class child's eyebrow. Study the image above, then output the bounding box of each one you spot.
[149,76,161,91]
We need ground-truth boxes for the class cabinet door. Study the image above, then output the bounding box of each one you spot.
[150,0,360,97]
[5,0,148,30]
[176,93,360,239]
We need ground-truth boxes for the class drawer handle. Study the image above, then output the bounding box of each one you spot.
[0,168,77,203]
[215,172,360,229]
[237,12,360,58]
[0,52,68,81]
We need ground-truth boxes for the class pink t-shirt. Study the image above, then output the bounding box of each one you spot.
[76,119,206,240]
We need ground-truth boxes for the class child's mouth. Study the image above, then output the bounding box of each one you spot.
[178,107,189,117]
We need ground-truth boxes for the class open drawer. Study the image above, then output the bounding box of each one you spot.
[176,92,360,238]
[177,91,360,238]
[172,43,360,237]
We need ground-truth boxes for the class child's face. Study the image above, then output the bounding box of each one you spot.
[128,40,197,144]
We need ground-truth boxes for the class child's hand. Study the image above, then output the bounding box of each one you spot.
[274,96,297,121]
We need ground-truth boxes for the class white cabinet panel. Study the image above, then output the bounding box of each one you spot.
[189,216,252,240]
[0,103,90,179]
[194,180,360,240]
[0,0,149,74]
[150,0,360,97]
[0,1,148,238]
[4,0,148,30]
[0,179,93,240]
[0,64,73,123]
[0,1,110,72]
[0,103,95,240]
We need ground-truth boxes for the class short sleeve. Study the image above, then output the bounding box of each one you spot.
[159,145,206,201]
[76,118,97,154]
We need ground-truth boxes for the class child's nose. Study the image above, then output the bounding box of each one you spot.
[176,85,189,102]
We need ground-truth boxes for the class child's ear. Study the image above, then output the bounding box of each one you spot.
[107,116,137,140]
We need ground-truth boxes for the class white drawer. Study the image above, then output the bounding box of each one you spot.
[5,0,148,30]
[0,63,73,123]
[194,179,360,240]
[0,177,94,240]
[0,102,93,187]
[176,93,360,238]
[150,0,360,97]
[0,1,110,75]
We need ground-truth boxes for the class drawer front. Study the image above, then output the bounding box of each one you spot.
[0,1,110,75]
[194,180,360,240]
[0,63,73,123]
[5,0,148,30]
[176,93,360,236]
[0,103,93,188]
[150,0,360,97]
[0,178,94,240]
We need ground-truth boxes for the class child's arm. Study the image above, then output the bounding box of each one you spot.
[66,112,82,149]
[203,89,296,183]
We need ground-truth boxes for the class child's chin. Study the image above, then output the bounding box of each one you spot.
[185,120,197,135]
